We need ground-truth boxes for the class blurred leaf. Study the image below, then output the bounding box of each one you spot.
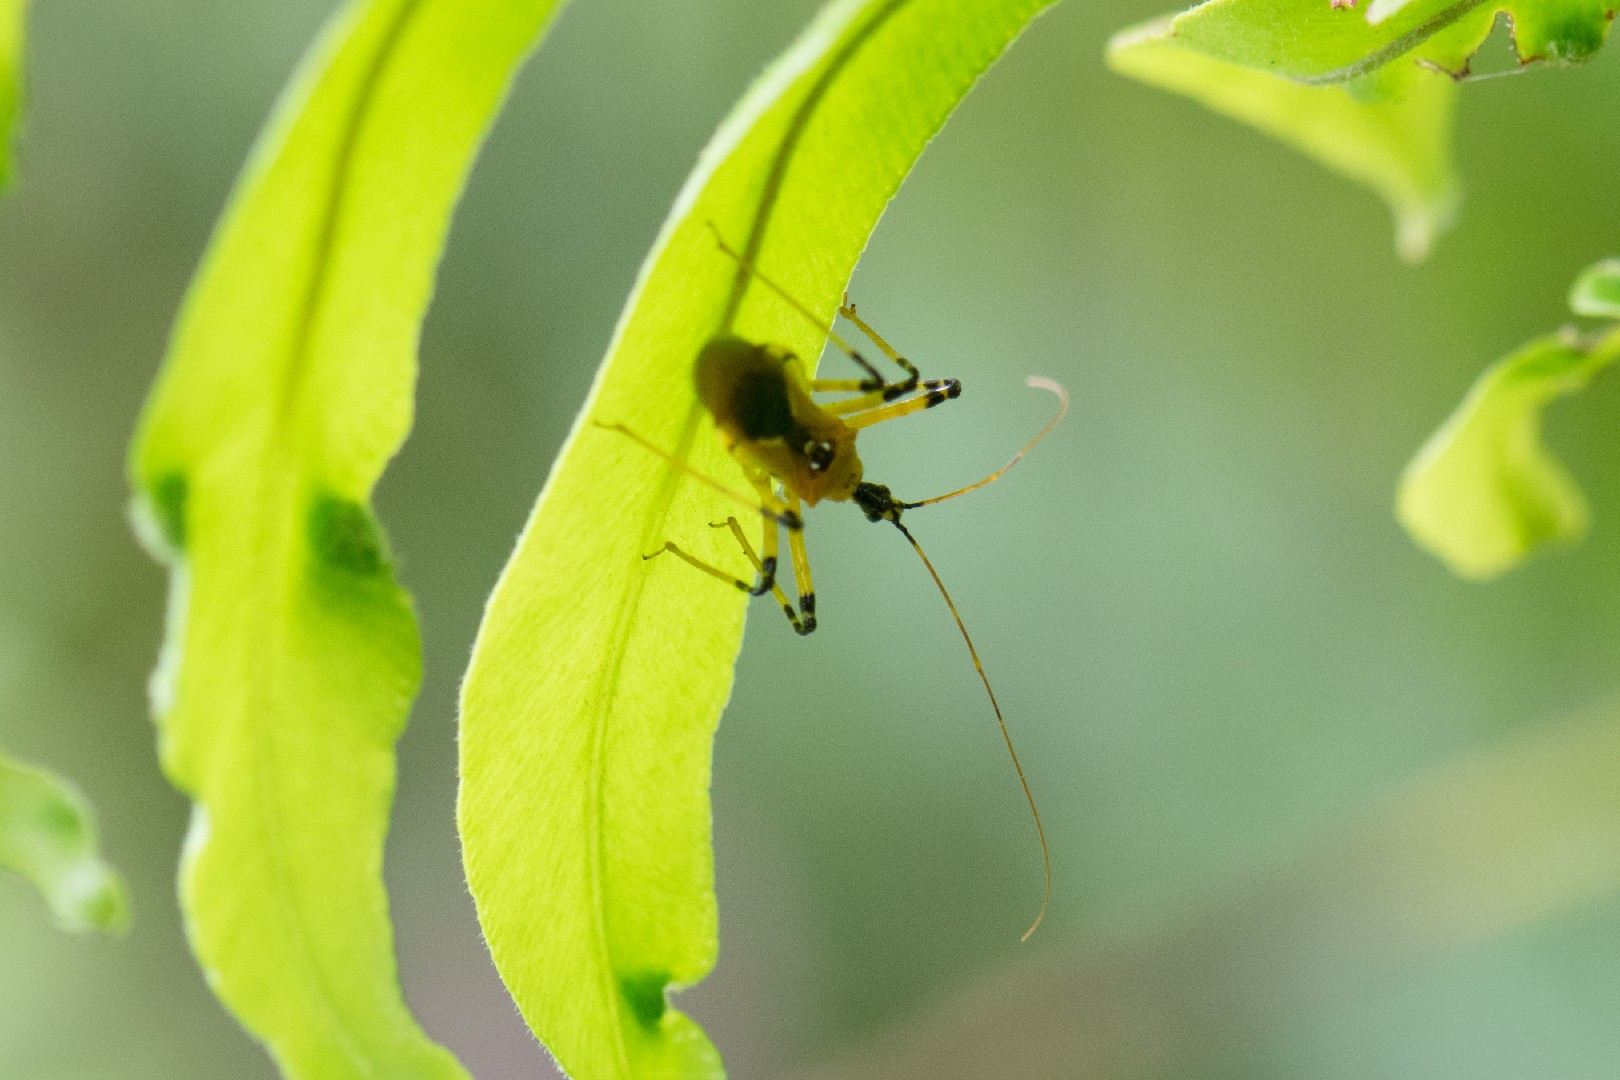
[0,751,127,934]
[1109,0,1614,258]
[1397,325,1620,578]
[1570,257,1620,318]
[1109,24,1458,260]
[458,0,1055,1075]
[127,0,565,1076]
[0,0,22,186]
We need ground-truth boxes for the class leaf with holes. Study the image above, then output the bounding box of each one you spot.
[127,0,567,1075]
[0,752,127,933]
[457,0,1057,1076]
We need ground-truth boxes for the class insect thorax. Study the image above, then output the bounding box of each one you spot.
[695,334,862,505]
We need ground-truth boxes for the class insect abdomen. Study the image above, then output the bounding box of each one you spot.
[731,368,797,440]
[696,334,798,441]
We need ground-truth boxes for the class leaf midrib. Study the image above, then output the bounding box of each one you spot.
[578,1,919,1070]
[221,0,429,1070]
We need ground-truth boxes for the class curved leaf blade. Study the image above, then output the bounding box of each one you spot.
[1109,23,1458,260]
[1397,331,1620,578]
[128,0,565,1075]
[0,751,127,933]
[458,1,1055,1076]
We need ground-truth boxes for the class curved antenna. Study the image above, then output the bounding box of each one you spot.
[901,377,1068,510]
[890,518,1050,941]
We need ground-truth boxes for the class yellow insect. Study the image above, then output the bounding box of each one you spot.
[602,232,1066,939]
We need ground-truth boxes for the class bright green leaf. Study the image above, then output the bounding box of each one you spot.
[1107,0,1613,256]
[0,751,127,934]
[128,0,565,1076]
[458,1,1055,1076]
[1397,329,1620,578]
[1156,0,1491,82]
[1570,257,1620,319]
[0,0,24,187]
[1109,23,1458,260]
[1163,0,1614,82]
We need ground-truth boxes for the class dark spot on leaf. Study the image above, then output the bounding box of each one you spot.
[146,471,189,553]
[619,970,669,1028]
[307,493,387,577]
[39,796,83,841]
[1542,11,1612,62]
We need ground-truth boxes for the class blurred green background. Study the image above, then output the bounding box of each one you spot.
[3,1,1619,1077]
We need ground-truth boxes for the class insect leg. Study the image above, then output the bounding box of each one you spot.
[816,377,961,416]
[643,541,755,592]
[839,299,920,391]
[812,303,928,407]
[840,380,963,429]
[593,420,800,528]
[782,492,817,635]
[706,222,907,399]
[709,516,813,634]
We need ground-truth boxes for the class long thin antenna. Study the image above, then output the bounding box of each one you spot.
[891,518,1050,941]
[902,377,1068,510]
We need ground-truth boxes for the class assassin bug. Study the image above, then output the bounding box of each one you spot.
[600,229,1067,939]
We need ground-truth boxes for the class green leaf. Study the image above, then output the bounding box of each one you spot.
[1109,0,1616,258]
[1109,24,1458,260]
[1159,0,1614,83]
[128,0,565,1076]
[1570,257,1620,319]
[1368,0,1618,68]
[458,0,1055,1075]
[0,0,24,187]
[0,751,127,933]
[1397,329,1620,578]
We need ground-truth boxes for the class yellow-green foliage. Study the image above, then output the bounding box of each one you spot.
[457,1,1056,1077]
[1399,261,1620,578]
[127,1,567,1076]
[1109,0,1615,259]
[0,752,127,934]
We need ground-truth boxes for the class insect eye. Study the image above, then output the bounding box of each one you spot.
[806,441,836,472]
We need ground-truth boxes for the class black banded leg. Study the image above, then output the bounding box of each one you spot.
[816,376,960,417]
[841,379,963,429]
[709,516,776,595]
[840,299,921,392]
[708,517,813,634]
[643,537,810,633]
[783,492,817,635]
